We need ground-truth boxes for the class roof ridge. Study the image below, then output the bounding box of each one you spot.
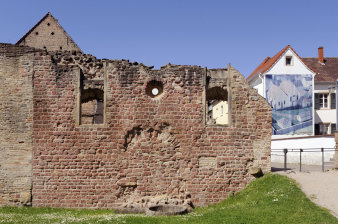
[16,12,51,45]
[304,57,338,59]
[247,45,317,81]
[15,12,82,53]
[247,45,290,81]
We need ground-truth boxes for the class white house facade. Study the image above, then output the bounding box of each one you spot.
[211,100,229,125]
[248,46,338,164]
[248,46,338,138]
[247,46,317,137]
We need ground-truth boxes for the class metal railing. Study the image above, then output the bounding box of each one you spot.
[271,148,337,172]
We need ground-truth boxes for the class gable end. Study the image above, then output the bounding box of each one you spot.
[16,12,82,52]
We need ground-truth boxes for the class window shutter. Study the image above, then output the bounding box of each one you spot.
[315,124,320,135]
[331,93,336,109]
[331,123,336,133]
[314,93,320,109]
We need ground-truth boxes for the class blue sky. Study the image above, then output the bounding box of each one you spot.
[0,0,338,77]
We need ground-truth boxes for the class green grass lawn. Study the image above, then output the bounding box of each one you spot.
[0,174,336,224]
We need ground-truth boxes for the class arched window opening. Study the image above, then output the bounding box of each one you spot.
[206,86,229,125]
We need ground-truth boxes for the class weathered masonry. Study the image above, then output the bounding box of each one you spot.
[0,13,272,209]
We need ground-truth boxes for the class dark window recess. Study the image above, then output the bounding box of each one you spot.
[35,32,39,35]
[80,88,104,124]
[315,124,320,135]
[314,93,320,109]
[51,32,54,35]
[331,123,336,133]
[331,93,336,109]
[286,56,292,65]
[47,23,50,26]
[146,80,163,98]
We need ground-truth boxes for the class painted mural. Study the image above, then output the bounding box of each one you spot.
[265,74,313,135]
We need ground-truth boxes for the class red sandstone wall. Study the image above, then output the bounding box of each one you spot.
[0,44,38,206]
[31,53,271,208]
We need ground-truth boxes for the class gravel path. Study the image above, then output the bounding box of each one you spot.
[277,170,338,218]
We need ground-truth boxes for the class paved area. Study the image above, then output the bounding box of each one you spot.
[272,162,334,172]
[274,168,338,218]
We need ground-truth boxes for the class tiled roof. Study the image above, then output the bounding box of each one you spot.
[247,57,270,81]
[247,45,291,81]
[247,45,316,81]
[302,58,338,83]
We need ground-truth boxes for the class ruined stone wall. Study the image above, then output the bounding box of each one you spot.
[31,52,271,208]
[229,67,271,173]
[0,44,39,206]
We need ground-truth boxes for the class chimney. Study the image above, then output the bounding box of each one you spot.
[318,46,324,63]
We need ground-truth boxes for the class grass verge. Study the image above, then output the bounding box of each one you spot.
[0,174,336,224]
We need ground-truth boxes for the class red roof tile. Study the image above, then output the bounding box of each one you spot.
[247,45,316,81]
[247,45,290,81]
[303,57,338,83]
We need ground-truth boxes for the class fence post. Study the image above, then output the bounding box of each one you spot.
[321,148,324,172]
[284,148,288,172]
[299,149,303,172]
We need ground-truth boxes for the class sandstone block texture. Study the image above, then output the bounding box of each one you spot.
[16,13,81,53]
[0,44,37,206]
[0,44,271,209]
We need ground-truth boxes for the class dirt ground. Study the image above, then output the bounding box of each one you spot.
[275,169,338,218]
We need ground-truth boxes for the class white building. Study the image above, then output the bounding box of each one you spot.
[247,45,338,137]
[211,100,229,125]
[247,46,338,165]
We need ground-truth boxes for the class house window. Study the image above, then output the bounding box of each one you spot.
[320,123,329,135]
[319,93,328,108]
[315,123,335,135]
[331,93,336,109]
[315,93,335,109]
[331,123,336,133]
[285,56,292,66]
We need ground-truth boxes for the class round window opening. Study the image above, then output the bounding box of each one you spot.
[152,88,159,96]
[146,80,164,98]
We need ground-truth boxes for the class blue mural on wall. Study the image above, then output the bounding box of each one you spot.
[265,74,313,135]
